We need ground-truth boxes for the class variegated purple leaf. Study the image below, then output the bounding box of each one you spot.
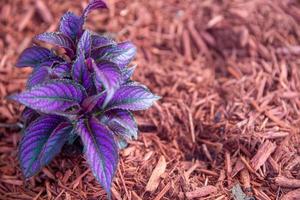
[123,81,148,88]
[93,62,121,90]
[51,63,71,78]
[82,91,106,112]
[102,109,138,139]
[59,12,83,41]
[86,57,94,71]
[88,58,103,93]
[106,85,160,111]
[76,117,118,197]
[21,107,40,124]
[91,42,136,68]
[82,0,108,19]
[10,80,86,115]
[85,73,98,95]
[78,30,92,56]
[18,115,70,178]
[91,34,116,49]
[93,61,121,105]
[35,32,75,58]
[71,51,90,89]
[26,66,49,89]
[38,122,72,166]
[93,72,104,93]
[99,115,129,149]
[16,46,63,68]
[121,65,136,83]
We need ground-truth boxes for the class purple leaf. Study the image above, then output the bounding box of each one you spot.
[121,65,136,83]
[91,42,136,68]
[59,0,107,42]
[102,109,138,139]
[38,122,72,165]
[106,85,160,111]
[82,0,108,19]
[94,62,121,90]
[95,91,107,108]
[86,73,98,95]
[82,92,106,113]
[26,66,49,89]
[21,107,40,124]
[86,57,93,69]
[93,61,121,105]
[93,72,104,93]
[91,34,116,49]
[123,81,147,87]
[35,32,75,58]
[18,115,71,178]
[76,117,118,197]
[16,46,63,68]
[59,12,83,41]
[51,63,71,78]
[71,51,90,90]
[10,80,86,115]
[78,30,92,56]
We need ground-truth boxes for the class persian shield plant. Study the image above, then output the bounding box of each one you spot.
[10,0,159,197]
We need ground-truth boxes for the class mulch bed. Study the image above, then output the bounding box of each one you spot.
[1,0,300,199]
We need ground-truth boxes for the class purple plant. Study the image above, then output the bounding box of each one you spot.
[10,0,159,197]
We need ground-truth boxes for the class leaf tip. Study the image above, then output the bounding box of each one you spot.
[7,93,20,102]
[153,94,162,101]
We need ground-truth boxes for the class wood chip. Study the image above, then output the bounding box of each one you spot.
[0,179,23,186]
[71,169,90,189]
[207,15,224,28]
[111,187,122,200]
[262,131,289,139]
[42,167,55,180]
[240,169,251,189]
[35,0,53,23]
[275,176,300,189]
[185,185,218,199]
[153,182,172,200]
[251,140,276,171]
[281,188,300,200]
[18,7,35,31]
[145,155,167,192]
[132,191,142,200]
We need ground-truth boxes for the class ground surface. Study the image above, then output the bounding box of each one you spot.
[0,0,300,199]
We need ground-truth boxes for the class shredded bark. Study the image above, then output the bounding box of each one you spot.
[281,188,300,200]
[275,176,300,189]
[1,0,300,199]
[185,185,218,199]
[251,140,277,171]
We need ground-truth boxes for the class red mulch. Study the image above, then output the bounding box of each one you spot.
[1,0,300,199]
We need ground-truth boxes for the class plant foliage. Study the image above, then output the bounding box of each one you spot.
[11,0,159,197]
